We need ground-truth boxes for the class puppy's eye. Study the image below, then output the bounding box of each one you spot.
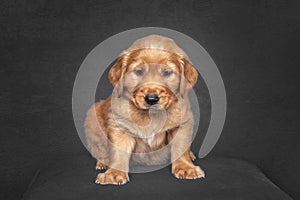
[162,69,172,77]
[135,68,144,76]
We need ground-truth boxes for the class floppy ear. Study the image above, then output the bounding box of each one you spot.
[109,55,126,97]
[179,58,198,96]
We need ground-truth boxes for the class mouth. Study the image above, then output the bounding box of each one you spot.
[131,94,172,111]
[144,103,164,110]
[131,84,175,110]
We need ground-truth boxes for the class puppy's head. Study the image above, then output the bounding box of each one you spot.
[109,48,197,110]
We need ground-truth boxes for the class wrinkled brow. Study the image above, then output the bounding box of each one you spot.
[164,60,180,72]
[124,49,182,72]
[126,59,145,71]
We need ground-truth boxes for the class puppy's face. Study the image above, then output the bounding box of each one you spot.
[109,49,198,110]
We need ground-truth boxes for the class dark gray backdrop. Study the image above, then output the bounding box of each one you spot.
[1,0,299,200]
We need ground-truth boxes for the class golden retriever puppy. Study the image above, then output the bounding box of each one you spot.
[85,35,205,185]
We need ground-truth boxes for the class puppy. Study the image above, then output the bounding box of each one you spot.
[85,35,205,185]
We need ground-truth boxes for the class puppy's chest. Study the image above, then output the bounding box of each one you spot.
[111,108,181,138]
[134,131,169,153]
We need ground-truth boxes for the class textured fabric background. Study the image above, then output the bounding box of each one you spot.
[0,0,299,199]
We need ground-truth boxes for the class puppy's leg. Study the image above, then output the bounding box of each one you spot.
[189,150,196,161]
[95,130,135,185]
[85,103,110,170]
[96,160,108,170]
[170,122,205,179]
[172,150,204,179]
[85,121,109,169]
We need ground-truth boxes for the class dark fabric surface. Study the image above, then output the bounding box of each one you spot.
[1,0,299,199]
[22,155,292,200]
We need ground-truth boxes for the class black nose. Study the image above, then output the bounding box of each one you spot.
[144,94,160,105]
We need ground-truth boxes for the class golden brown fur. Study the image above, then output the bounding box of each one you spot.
[85,35,204,185]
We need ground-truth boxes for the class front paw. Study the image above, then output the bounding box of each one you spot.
[95,169,129,185]
[172,164,205,179]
